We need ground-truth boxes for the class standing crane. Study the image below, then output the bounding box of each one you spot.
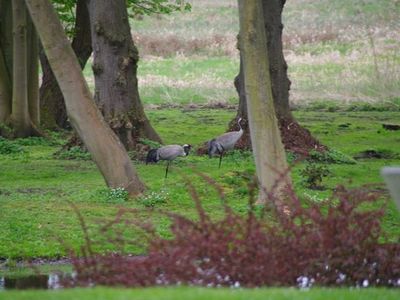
[208,118,243,168]
[146,144,192,178]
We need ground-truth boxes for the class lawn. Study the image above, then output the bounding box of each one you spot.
[0,109,399,260]
[0,287,399,300]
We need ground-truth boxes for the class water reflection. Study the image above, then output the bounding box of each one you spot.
[0,273,60,290]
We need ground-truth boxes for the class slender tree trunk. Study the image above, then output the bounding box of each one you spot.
[11,0,31,137]
[27,15,39,126]
[39,0,92,130]
[25,0,145,196]
[0,0,13,125]
[0,44,11,124]
[88,0,162,150]
[232,0,325,155]
[238,0,291,205]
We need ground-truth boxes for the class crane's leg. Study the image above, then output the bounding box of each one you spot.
[165,161,171,178]
[218,152,224,169]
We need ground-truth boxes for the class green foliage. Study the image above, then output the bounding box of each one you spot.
[286,151,298,164]
[52,0,190,38]
[0,138,25,155]
[56,146,92,160]
[300,162,331,189]
[52,0,76,37]
[127,0,191,18]
[139,189,169,207]
[139,138,162,149]
[14,137,59,147]
[107,187,129,203]
[0,123,14,137]
[308,149,357,164]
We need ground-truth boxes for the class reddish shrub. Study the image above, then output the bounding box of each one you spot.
[65,177,400,288]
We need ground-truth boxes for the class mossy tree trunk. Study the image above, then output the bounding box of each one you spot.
[39,0,92,130]
[11,0,31,137]
[25,0,145,196]
[27,16,39,126]
[1,0,40,137]
[0,0,12,125]
[0,0,12,124]
[238,0,291,205]
[232,0,324,155]
[0,43,11,124]
[87,0,162,150]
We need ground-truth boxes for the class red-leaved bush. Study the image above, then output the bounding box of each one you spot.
[65,175,400,288]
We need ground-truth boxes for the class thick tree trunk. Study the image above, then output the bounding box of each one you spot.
[0,0,12,125]
[238,0,291,205]
[11,0,31,137]
[88,0,162,150]
[232,0,325,155]
[25,0,145,196]
[39,0,92,130]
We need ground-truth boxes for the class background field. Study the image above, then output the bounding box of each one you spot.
[125,0,400,107]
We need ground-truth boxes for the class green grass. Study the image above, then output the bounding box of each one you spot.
[0,109,399,261]
[137,56,238,105]
[0,287,399,300]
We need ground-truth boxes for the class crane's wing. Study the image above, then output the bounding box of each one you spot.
[215,130,243,150]
[158,145,185,160]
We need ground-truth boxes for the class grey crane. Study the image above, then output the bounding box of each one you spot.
[146,144,192,178]
[208,118,243,168]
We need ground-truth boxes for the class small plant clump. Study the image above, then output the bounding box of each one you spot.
[300,162,331,190]
[0,137,25,155]
[139,189,169,207]
[107,188,129,203]
[65,175,400,288]
[308,149,357,164]
[55,146,92,160]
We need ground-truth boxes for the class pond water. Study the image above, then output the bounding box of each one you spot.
[0,273,62,290]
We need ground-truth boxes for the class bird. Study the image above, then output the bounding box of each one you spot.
[146,144,192,178]
[208,118,243,168]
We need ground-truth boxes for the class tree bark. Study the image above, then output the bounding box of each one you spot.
[0,0,12,125]
[27,15,39,126]
[25,0,145,196]
[233,0,325,155]
[88,0,162,150]
[238,0,291,205]
[11,0,31,137]
[0,44,11,124]
[39,0,92,130]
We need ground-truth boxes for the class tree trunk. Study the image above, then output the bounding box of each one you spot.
[88,0,162,150]
[39,0,92,130]
[233,0,325,155]
[11,0,31,137]
[25,0,146,196]
[238,0,291,205]
[0,44,11,124]
[27,15,39,126]
[0,0,12,125]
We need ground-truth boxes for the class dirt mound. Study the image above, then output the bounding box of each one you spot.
[197,117,326,156]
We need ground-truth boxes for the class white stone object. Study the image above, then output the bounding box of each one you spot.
[381,167,400,211]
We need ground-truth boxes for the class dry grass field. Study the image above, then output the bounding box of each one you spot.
[123,0,400,107]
